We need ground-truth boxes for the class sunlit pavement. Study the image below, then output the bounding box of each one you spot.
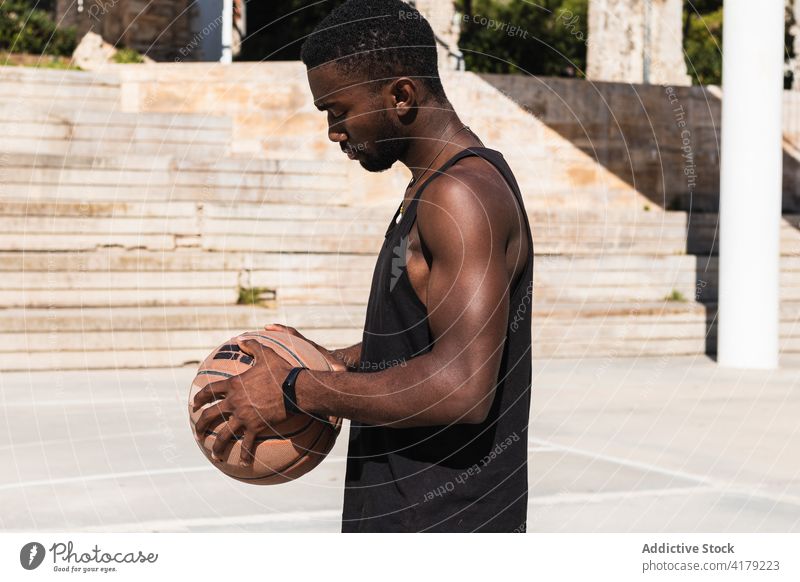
[1,355,798,532]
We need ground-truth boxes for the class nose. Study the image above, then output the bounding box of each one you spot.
[327,112,346,143]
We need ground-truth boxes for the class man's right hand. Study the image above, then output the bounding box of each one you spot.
[263,323,348,372]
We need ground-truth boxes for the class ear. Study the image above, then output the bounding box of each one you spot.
[388,77,419,120]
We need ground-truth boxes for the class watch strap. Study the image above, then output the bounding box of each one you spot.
[282,366,306,415]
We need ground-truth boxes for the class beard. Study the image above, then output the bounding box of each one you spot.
[358,109,409,172]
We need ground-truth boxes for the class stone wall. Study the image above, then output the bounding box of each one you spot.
[56,0,196,62]
[413,0,463,70]
[587,0,690,86]
[111,62,646,210]
[482,74,800,213]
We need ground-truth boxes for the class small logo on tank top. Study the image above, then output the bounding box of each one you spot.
[389,235,409,292]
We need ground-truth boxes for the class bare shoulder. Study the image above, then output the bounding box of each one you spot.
[416,154,521,245]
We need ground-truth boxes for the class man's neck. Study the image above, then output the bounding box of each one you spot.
[400,110,476,183]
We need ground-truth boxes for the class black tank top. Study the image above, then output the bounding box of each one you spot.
[341,146,534,533]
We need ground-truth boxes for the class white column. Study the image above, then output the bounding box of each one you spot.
[220,0,233,64]
[718,0,785,369]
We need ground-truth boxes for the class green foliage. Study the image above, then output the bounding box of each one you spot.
[457,0,588,77]
[665,289,688,303]
[785,2,797,89]
[0,0,76,56]
[0,51,79,69]
[683,2,722,86]
[112,47,145,64]
[684,1,796,88]
[237,286,275,306]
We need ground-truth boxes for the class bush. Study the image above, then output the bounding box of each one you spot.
[0,0,76,56]
[112,47,145,64]
[683,4,723,86]
[456,0,588,77]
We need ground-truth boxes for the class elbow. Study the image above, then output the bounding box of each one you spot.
[452,384,495,425]
[461,403,491,425]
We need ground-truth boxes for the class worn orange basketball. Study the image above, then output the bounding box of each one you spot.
[188,330,342,485]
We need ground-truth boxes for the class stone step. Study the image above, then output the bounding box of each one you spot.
[0,200,198,218]
[1,167,348,192]
[0,249,375,272]
[0,184,337,205]
[0,266,719,306]
[534,338,709,358]
[0,288,238,308]
[0,211,708,247]
[0,232,792,258]
[0,270,372,299]
[0,304,366,332]
[0,105,230,131]
[12,266,799,307]
[534,286,705,302]
[1,216,199,235]
[198,234,383,254]
[0,232,380,254]
[0,84,119,104]
[0,152,347,177]
[6,196,800,246]
[0,66,120,86]
[0,216,389,237]
[0,197,688,223]
[0,137,227,158]
[0,215,709,256]
[276,286,371,305]
[0,233,176,251]
[0,123,229,147]
[5,300,793,332]
[0,271,240,289]
[0,328,364,354]
[0,301,795,369]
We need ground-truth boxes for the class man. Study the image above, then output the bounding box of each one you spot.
[193,0,533,533]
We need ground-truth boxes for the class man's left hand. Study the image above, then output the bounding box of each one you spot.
[191,338,294,466]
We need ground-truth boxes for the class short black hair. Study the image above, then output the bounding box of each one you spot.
[300,0,447,102]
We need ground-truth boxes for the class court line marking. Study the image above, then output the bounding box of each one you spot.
[2,398,165,408]
[0,466,213,492]
[0,430,166,452]
[531,437,800,508]
[5,440,799,513]
[528,485,710,506]
[73,488,710,532]
[529,437,716,485]
[75,509,344,532]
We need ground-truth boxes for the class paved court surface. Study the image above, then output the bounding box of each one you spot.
[1,355,799,532]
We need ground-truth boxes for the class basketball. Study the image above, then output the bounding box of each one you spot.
[188,330,342,485]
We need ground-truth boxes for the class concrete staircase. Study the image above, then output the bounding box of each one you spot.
[1,65,798,370]
[111,62,651,210]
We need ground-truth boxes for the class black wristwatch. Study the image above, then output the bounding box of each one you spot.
[282,367,306,415]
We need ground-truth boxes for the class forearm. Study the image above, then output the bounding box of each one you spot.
[294,352,484,428]
[326,342,362,371]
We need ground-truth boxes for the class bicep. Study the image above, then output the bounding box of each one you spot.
[418,183,511,392]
